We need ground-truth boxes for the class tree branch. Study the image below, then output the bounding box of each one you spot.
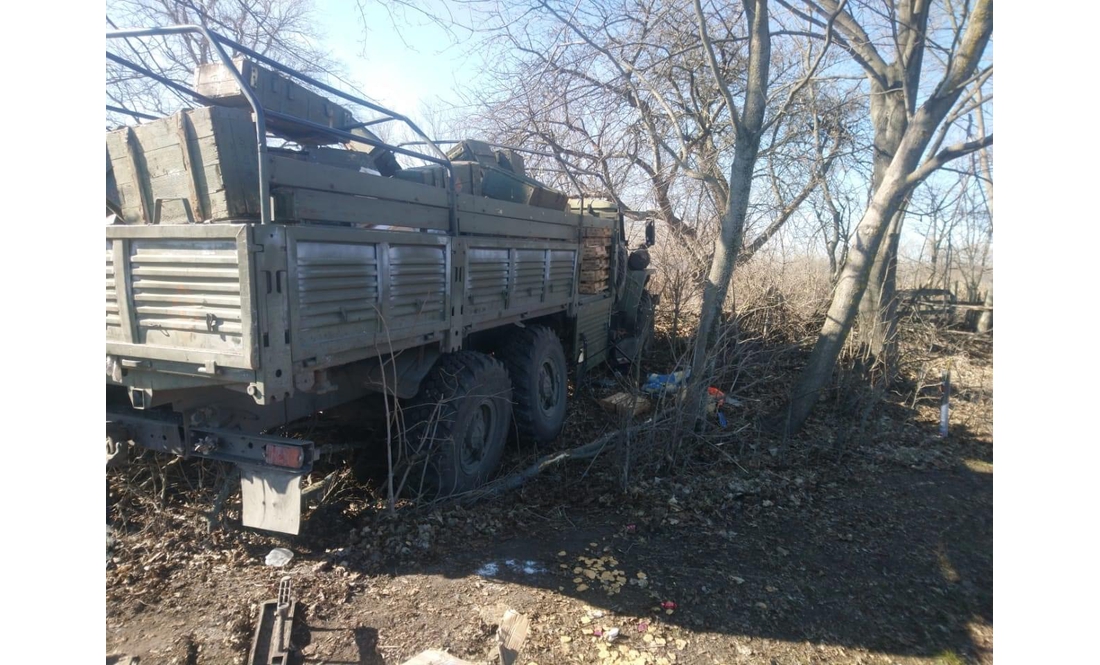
[906,133,993,187]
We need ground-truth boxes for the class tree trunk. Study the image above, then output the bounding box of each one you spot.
[782,0,992,433]
[784,183,905,432]
[784,100,953,432]
[686,0,770,423]
[857,207,903,369]
[977,289,993,333]
[854,78,907,371]
[688,128,761,400]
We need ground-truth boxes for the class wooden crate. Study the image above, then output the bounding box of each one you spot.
[395,160,568,211]
[195,57,359,144]
[106,106,261,224]
[582,245,609,259]
[580,226,613,238]
[598,392,652,418]
[579,225,612,294]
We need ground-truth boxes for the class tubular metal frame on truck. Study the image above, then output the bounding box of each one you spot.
[105,26,655,534]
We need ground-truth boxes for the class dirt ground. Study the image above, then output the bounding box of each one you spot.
[106,334,992,665]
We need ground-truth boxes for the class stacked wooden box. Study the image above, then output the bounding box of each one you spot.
[396,139,569,211]
[579,226,613,294]
[106,105,262,225]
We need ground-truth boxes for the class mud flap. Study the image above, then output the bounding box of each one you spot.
[240,467,303,535]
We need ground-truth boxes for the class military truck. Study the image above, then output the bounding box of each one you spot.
[105,26,656,534]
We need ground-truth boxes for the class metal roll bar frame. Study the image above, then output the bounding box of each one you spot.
[106,25,456,229]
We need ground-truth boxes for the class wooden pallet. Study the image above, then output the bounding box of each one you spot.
[582,245,609,259]
[580,258,610,271]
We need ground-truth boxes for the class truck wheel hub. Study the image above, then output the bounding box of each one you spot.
[538,361,558,413]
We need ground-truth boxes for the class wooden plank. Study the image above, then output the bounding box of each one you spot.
[211,106,261,219]
[459,212,577,241]
[580,226,613,237]
[174,113,205,221]
[268,155,450,209]
[122,127,151,224]
[497,609,529,665]
[273,187,450,230]
[598,392,651,417]
[458,192,580,227]
[579,268,609,281]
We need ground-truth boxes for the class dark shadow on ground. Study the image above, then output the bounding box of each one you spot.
[331,424,993,662]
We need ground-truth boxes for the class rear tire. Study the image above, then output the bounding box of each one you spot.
[403,351,512,497]
[500,326,569,444]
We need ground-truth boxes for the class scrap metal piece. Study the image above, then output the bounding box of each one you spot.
[248,576,296,665]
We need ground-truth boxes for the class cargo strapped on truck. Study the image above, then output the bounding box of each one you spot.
[107,24,456,228]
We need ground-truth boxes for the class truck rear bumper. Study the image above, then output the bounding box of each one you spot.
[107,407,314,534]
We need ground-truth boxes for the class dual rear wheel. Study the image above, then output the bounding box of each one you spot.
[402,326,568,497]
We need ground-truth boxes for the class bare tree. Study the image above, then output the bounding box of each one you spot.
[912,179,963,290]
[106,0,343,123]
[782,0,993,432]
[685,0,775,422]
[450,0,851,273]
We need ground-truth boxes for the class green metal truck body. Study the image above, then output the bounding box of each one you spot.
[105,26,653,534]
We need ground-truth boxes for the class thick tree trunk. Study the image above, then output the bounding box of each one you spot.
[854,79,907,371]
[782,0,992,434]
[857,207,903,369]
[977,289,993,333]
[688,143,758,384]
[686,0,770,422]
[784,101,953,432]
[784,180,907,431]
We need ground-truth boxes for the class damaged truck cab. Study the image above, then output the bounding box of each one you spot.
[105,25,655,534]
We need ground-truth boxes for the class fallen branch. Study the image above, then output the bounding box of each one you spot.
[301,471,337,504]
[458,414,666,505]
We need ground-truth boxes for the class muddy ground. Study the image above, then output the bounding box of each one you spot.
[106,335,992,665]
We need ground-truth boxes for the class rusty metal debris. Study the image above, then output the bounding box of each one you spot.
[248,576,296,665]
